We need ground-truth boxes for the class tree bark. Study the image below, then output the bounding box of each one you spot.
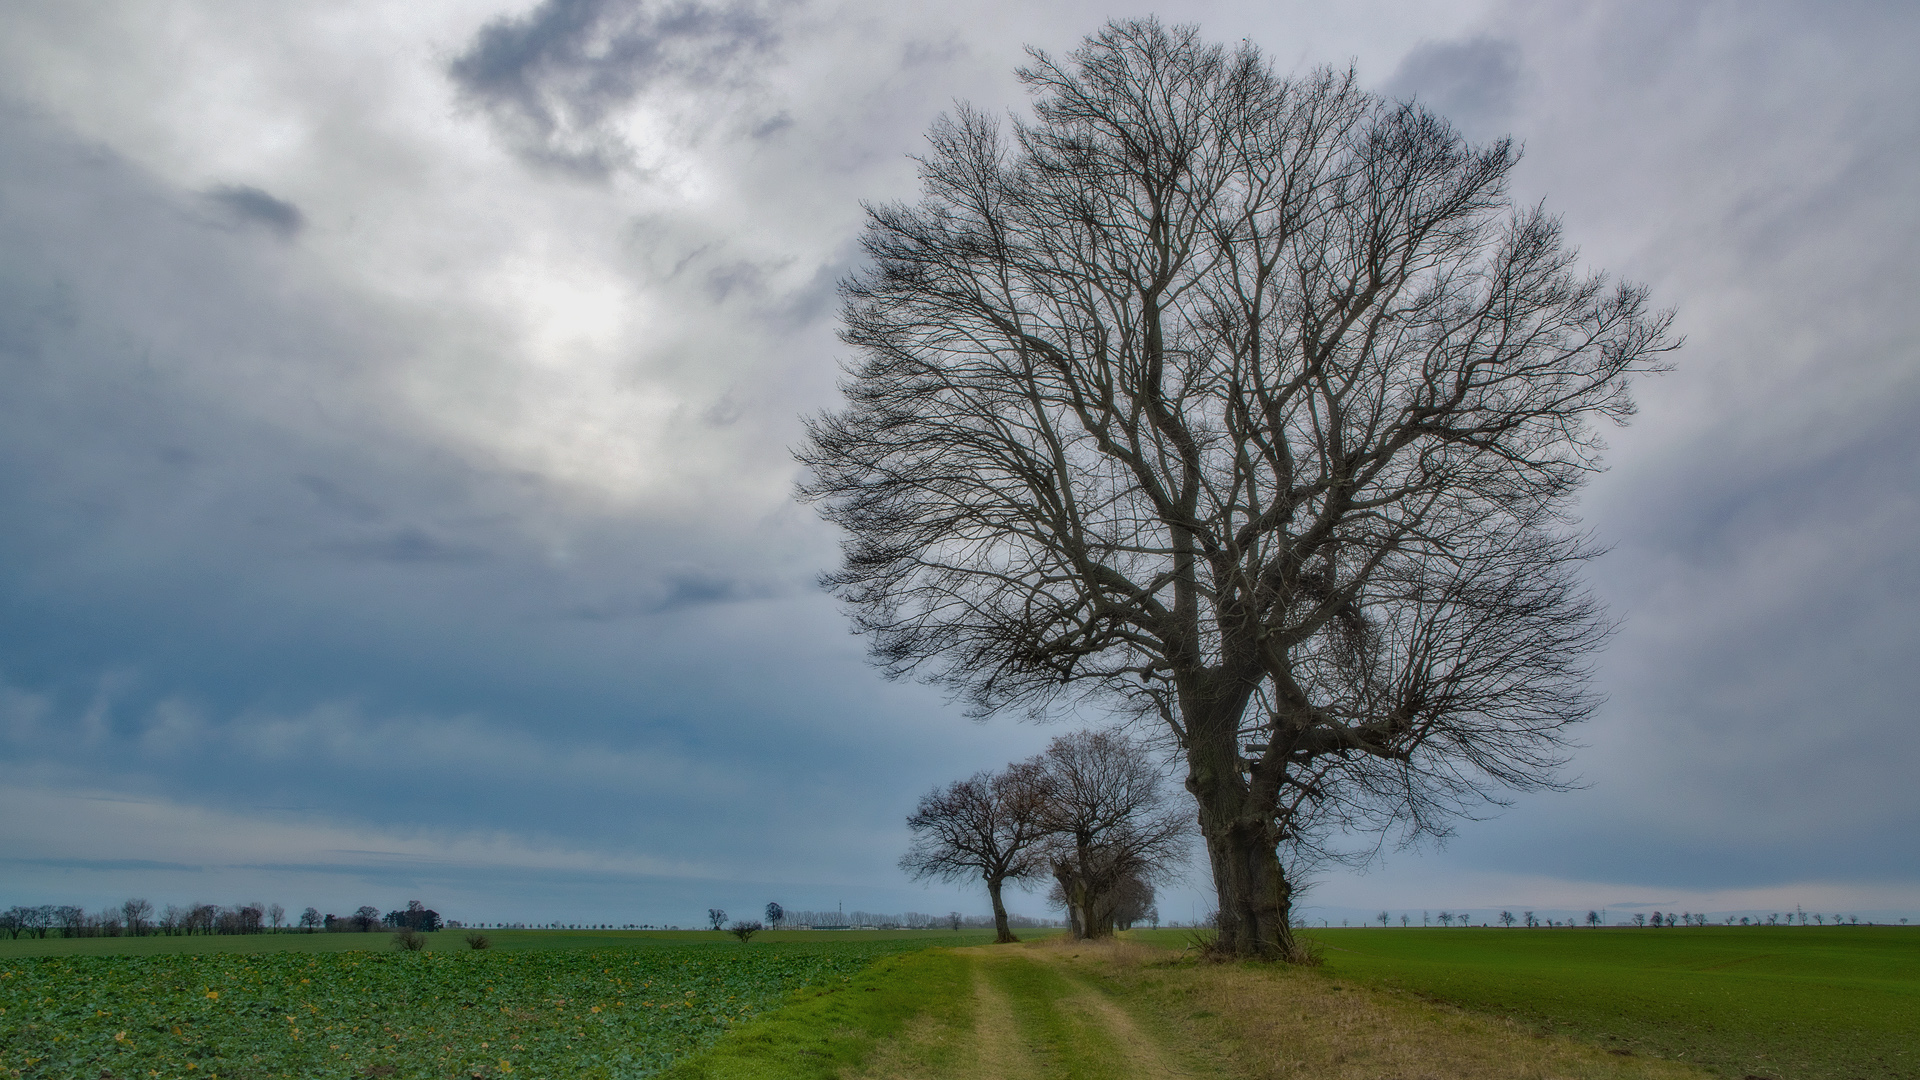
[1198,810,1296,959]
[986,875,1017,943]
[1183,683,1299,959]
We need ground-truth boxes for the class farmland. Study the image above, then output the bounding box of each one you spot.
[0,930,989,1079]
[678,928,1917,1080]
[1294,925,1918,1080]
[4,925,1914,1079]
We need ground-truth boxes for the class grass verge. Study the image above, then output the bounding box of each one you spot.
[660,947,974,1080]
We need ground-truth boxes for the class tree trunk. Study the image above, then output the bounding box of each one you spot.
[1185,703,1300,960]
[986,876,1017,943]
[1200,813,1297,959]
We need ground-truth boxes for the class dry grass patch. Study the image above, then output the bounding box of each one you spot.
[1041,939,1712,1080]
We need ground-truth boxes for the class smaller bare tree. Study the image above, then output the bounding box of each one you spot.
[121,898,153,937]
[1107,873,1157,931]
[1032,730,1186,941]
[765,902,784,929]
[728,920,763,942]
[902,763,1050,943]
[267,903,285,932]
[708,908,727,931]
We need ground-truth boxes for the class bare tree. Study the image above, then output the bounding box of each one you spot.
[797,18,1674,960]
[299,906,322,932]
[901,763,1050,943]
[267,903,285,932]
[1032,730,1186,940]
[707,908,727,931]
[1107,872,1157,930]
[122,898,153,937]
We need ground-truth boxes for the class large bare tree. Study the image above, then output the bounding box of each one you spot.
[901,762,1049,942]
[799,19,1676,959]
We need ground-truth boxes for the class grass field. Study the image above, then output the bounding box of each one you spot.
[673,928,1915,1080]
[1286,926,1918,1080]
[667,937,1712,1080]
[0,929,991,1079]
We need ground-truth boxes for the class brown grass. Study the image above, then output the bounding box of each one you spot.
[1038,938,1712,1080]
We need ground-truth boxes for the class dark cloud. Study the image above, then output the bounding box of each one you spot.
[316,527,491,565]
[202,184,304,237]
[1384,35,1522,136]
[449,0,785,177]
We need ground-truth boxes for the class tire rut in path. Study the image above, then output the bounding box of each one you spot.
[963,945,1203,1080]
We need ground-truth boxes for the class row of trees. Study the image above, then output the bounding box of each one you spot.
[0,899,442,938]
[1361,909,1890,928]
[703,906,1062,932]
[902,729,1182,943]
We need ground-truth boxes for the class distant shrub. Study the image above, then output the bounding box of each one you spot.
[464,932,491,950]
[728,920,763,942]
[391,928,426,951]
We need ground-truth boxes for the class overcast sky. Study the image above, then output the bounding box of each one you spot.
[1,0,1914,929]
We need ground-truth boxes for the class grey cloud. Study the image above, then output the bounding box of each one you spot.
[202,184,304,238]
[449,0,785,177]
[316,527,490,565]
[746,110,793,139]
[1384,36,1522,136]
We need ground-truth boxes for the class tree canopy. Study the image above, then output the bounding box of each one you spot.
[802,18,1675,959]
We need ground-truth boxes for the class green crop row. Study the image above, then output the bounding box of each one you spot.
[0,939,939,1079]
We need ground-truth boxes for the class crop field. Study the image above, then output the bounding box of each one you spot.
[0,930,989,1079]
[1285,925,1918,1079]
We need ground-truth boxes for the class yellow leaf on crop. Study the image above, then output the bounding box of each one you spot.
[205,991,218,1000]
[499,1060,513,1073]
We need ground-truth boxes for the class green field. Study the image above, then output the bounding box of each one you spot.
[0,929,992,1079]
[1282,926,1919,1079]
[7,925,1914,1079]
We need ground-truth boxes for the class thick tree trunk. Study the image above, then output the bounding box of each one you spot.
[986,876,1017,943]
[1200,813,1296,959]
[1184,690,1300,961]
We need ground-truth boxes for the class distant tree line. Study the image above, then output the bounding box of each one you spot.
[701,907,1063,932]
[1342,907,1888,928]
[0,899,446,938]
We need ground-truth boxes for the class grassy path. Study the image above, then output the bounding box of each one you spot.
[770,939,1713,1080]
